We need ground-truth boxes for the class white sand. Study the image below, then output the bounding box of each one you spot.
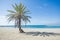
[0,27,60,40]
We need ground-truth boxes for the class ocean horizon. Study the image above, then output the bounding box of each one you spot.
[0,25,60,28]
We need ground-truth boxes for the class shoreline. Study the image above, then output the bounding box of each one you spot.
[0,27,60,29]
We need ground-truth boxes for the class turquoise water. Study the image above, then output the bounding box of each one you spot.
[22,25,60,28]
[0,25,60,28]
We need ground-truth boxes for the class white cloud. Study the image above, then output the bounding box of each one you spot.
[0,16,14,25]
[0,16,59,25]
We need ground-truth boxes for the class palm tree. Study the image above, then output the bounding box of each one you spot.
[7,3,31,33]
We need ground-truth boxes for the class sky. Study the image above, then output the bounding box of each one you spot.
[0,0,60,25]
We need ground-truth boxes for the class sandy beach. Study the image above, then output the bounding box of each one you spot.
[0,27,60,40]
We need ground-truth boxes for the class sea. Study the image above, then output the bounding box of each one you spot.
[0,25,60,28]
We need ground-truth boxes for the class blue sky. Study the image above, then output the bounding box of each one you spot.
[0,0,60,25]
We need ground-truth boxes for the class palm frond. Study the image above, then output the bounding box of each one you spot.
[23,10,30,14]
[25,16,31,19]
[12,3,19,12]
[7,13,16,22]
[22,15,31,23]
[7,15,15,22]
[7,10,16,13]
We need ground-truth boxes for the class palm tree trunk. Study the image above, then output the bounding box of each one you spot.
[15,20,17,28]
[18,18,24,33]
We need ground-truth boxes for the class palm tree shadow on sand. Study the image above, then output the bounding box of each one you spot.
[24,32,60,37]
